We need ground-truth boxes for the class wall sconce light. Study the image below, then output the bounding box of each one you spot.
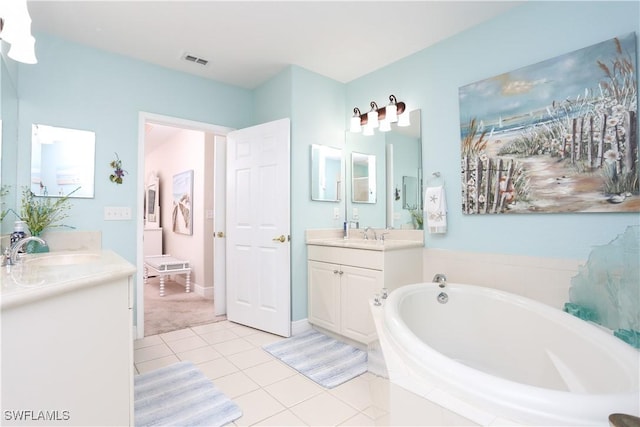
[0,0,38,64]
[350,94,409,135]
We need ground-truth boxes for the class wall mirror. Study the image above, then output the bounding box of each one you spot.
[31,124,96,198]
[345,109,421,228]
[1,55,19,233]
[403,175,418,210]
[351,152,376,203]
[310,144,342,202]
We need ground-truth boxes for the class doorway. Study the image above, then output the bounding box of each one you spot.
[136,112,232,338]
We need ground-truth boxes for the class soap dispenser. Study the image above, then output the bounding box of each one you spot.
[10,220,27,247]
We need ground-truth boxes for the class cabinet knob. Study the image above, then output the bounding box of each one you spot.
[333,270,339,274]
[216,231,225,238]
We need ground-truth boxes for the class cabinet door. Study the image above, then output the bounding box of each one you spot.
[340,265,382,343]
[308,260,341,332]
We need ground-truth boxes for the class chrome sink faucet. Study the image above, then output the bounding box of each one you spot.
[7,236,47,265]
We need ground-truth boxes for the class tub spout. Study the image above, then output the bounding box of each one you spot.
[433,273,447,288]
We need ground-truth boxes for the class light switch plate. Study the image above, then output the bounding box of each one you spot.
[104,206,132,220]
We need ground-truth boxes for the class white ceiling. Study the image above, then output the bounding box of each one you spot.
[28,1,519,90]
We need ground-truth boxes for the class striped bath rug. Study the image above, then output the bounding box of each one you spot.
[263,329,367,388]
[134,361,242,426]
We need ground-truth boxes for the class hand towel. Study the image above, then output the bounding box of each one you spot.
[424,186,447,234]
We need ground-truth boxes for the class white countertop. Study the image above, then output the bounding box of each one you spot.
[1,250,136,310]
[305,228,424,251]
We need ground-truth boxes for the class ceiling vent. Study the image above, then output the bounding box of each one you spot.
[182,53,209,66]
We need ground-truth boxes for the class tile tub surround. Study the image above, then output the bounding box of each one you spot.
[1,249,135,309]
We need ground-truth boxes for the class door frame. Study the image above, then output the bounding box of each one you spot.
[136,112,233,339]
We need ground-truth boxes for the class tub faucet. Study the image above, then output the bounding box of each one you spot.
[433,273,447,288]
[8,236,47,265]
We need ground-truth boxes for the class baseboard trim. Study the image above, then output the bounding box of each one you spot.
[291,318,312,336]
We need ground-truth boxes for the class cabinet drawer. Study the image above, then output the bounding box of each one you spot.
[307,245,383,270]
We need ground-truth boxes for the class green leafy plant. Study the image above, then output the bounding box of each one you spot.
[0,185,10,221]
[19,186,78,236]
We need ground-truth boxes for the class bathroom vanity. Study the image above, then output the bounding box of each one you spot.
[306,229,423,345]
[1,250,136,426]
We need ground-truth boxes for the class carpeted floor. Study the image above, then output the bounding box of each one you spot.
[144,276,225,336]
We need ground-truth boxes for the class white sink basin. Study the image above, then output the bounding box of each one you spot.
[24,252,101,266]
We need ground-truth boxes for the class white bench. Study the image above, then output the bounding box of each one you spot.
[144,255,191,297]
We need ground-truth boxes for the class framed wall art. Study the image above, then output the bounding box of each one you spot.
[459,32,638,214]
[172,169,193,235]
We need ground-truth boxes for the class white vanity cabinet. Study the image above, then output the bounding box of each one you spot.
[1,251,135,426]
[307,242,422,345]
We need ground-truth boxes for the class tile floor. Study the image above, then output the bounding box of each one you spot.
[134,320,393,426]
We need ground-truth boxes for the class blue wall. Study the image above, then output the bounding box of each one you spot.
[347,1,640,261]
[15,33,254,263]
[4,1,639,324]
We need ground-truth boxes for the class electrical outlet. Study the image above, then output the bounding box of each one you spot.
[104,206,132,220]
[352,208,359,220]
[333,207,340,220]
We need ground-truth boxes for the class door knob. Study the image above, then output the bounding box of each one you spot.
[272,235,287,243]
[216,231,225,238]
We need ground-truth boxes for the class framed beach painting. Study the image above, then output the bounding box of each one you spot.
[458,32,638,214]
[172,170,193,235]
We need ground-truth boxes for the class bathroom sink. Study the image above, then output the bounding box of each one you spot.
[23,252,101,266]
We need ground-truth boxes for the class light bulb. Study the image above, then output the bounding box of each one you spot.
[398,111,411,127]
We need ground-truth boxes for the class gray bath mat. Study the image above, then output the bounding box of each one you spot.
[134,361,242,426]
[263,329,367,388]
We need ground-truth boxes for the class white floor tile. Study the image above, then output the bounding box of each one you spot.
[165,334,209,354]
[135,354,180,374]
[176,345,223,364]
[243,359,297,387]
[264,374,324,407]
[340,412,376,426]
[226,347,275,370]
[212,337,256,356]
[242,330,286,347]
[159,327,197,342]
[200,329,241,345]
[252,409,307,426]
[191,321,231,335]
[134,334,163,349]
[213,371,260,399]
[134,342,174,363]
[197,357,239,380]
[329,374,375,411]
[289,392,359,427]
[233,389,286,426]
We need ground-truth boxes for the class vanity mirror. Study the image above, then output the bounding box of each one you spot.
[1,55,19,233]
[351,152,376,203]
[345,109,421,228]
[403,175,418,210]
[31,124,96,198]
[310,144,342,202]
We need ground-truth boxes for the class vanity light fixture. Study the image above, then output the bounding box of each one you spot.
[0,0,38,64]
[349,94,408,135]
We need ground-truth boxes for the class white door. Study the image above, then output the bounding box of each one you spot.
[226,118,291,337]
[213,135,227,316]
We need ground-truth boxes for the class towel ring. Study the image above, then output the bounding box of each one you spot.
[427,171,445,186]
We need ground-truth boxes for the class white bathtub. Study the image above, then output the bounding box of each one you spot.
[372,282,640,426]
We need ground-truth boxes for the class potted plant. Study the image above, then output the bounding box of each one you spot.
[19,186,78,252]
